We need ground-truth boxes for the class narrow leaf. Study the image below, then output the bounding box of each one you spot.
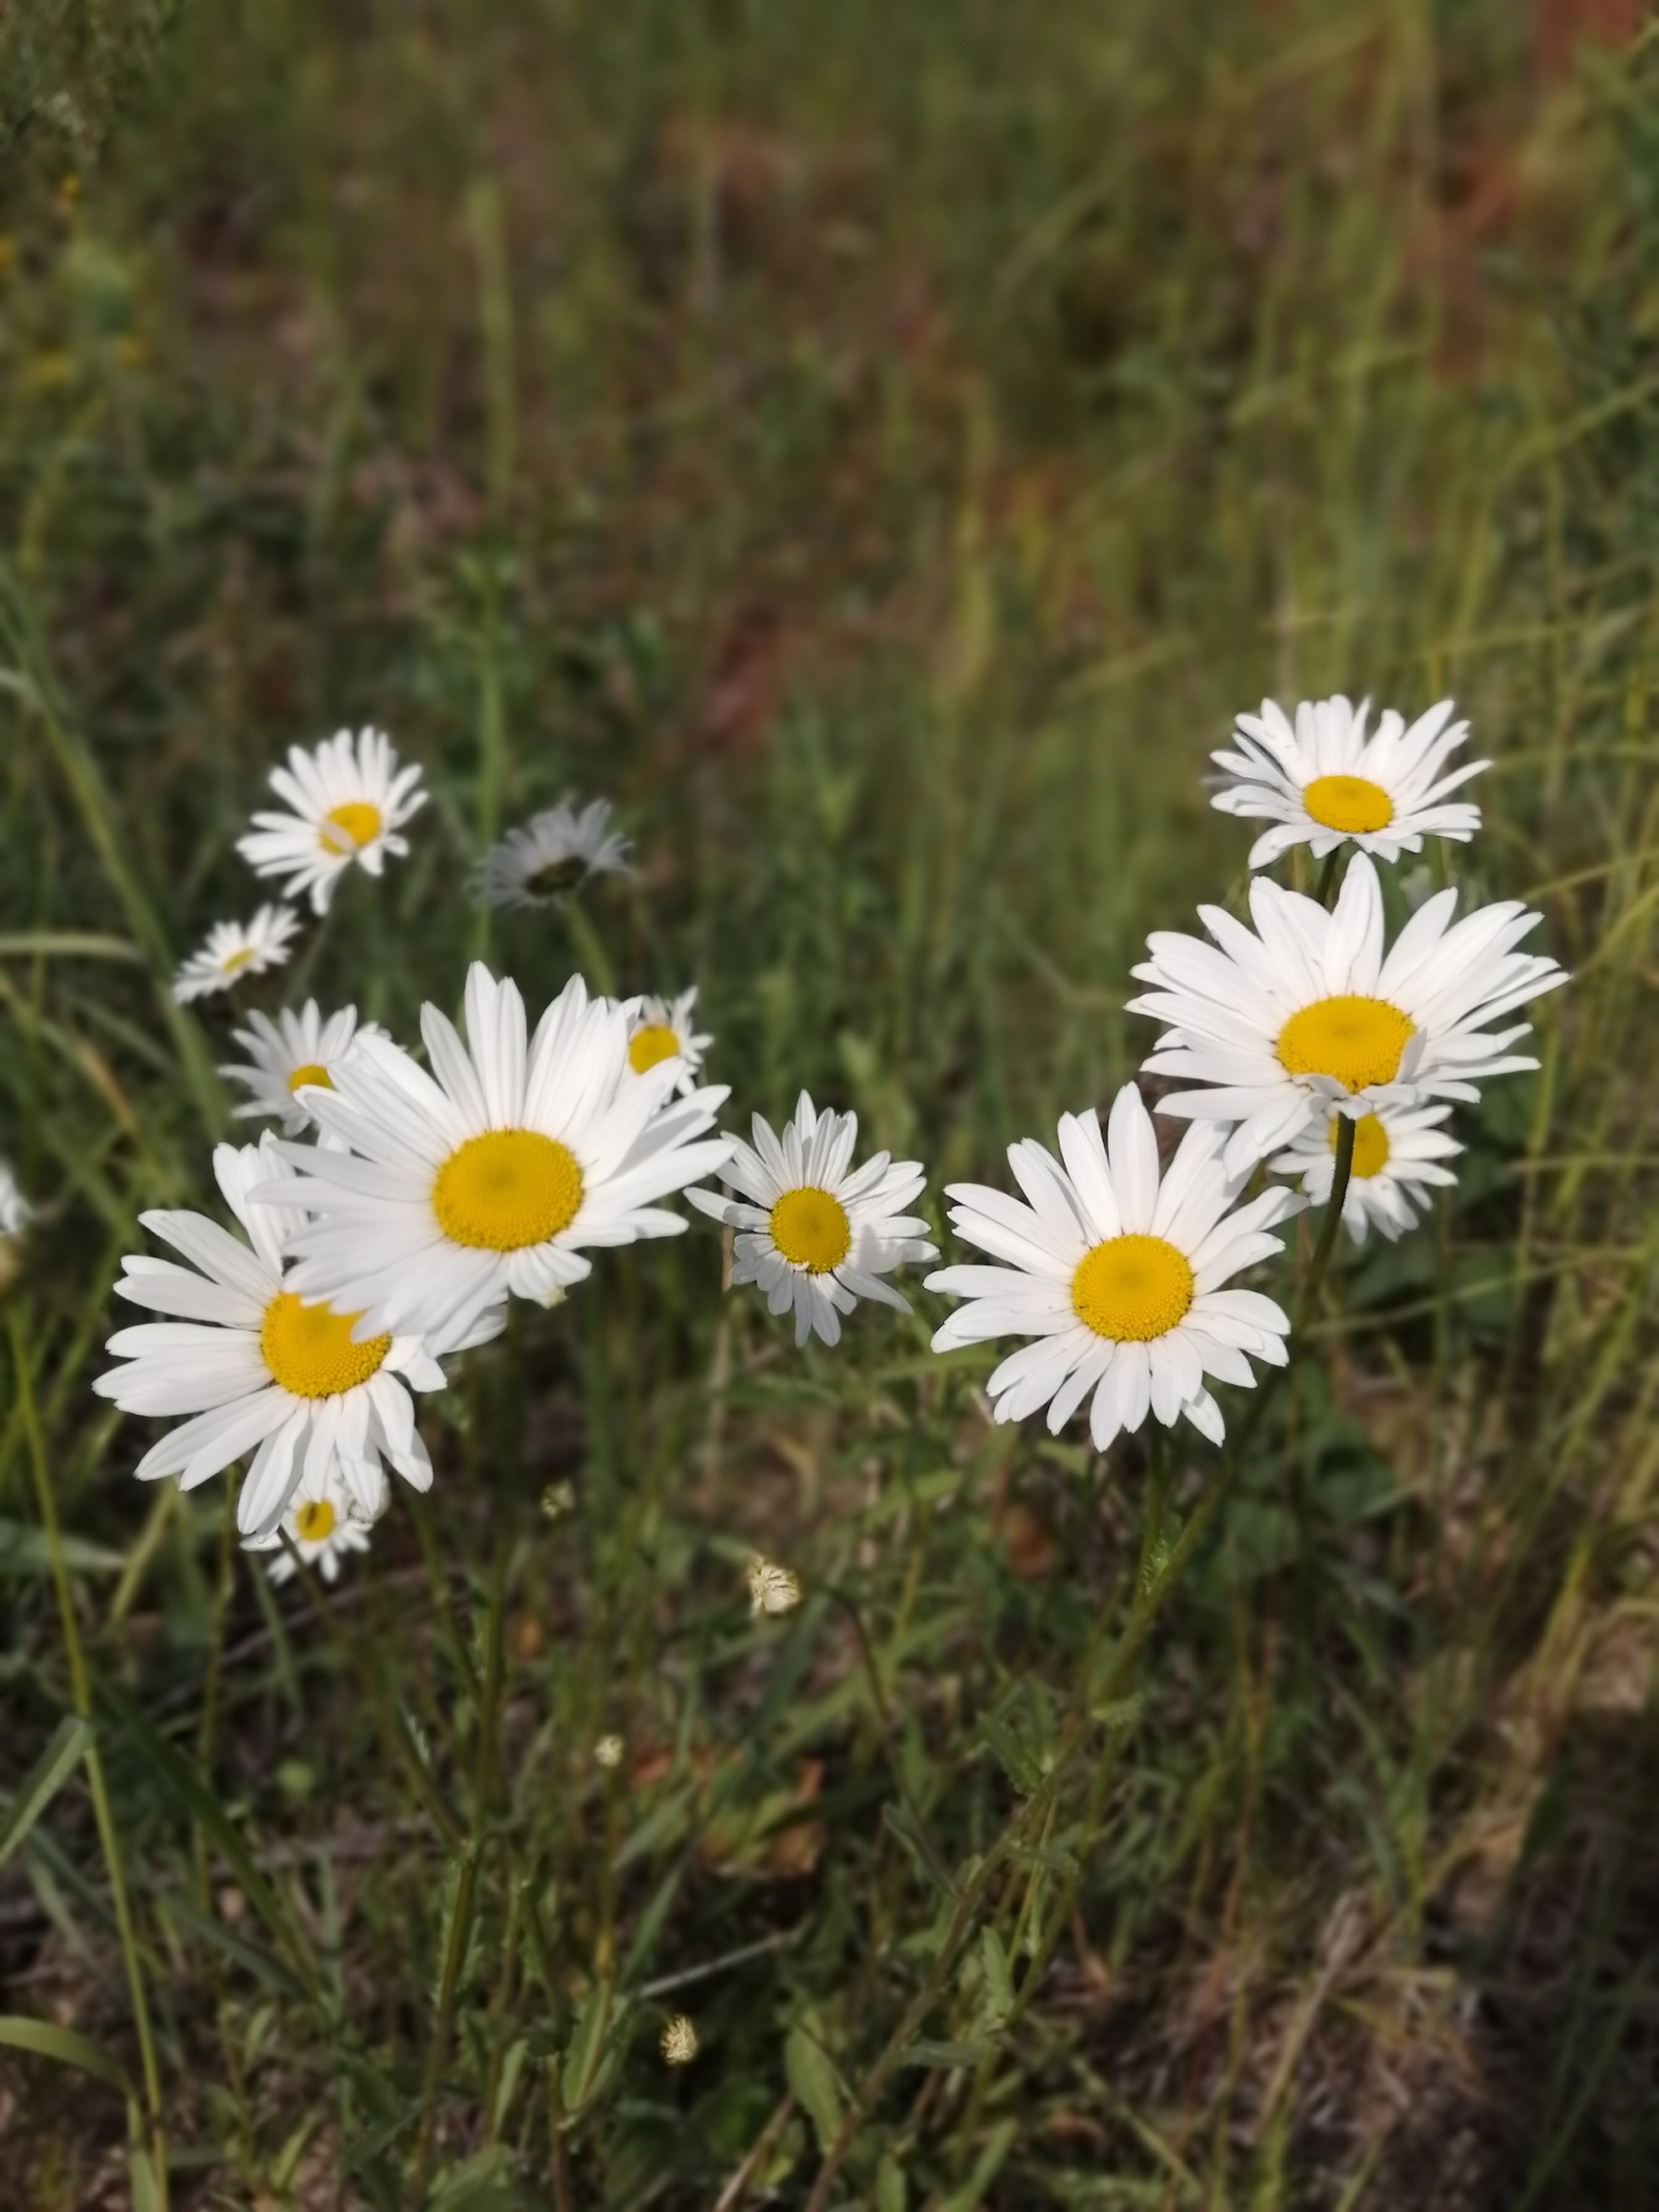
[0,2013,128,2092]
[0,1715,92,1869]
[784,2022,842,2154]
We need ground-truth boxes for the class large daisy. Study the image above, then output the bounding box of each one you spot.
[245,1463,378,1586]
[94,1135,493,1537]
[622,987,710,1097]
[237,729,426,915]
[172,906,301,1004]
[471,796,633,910]
[221,999,379,1134]
[926,1085,1300,1450]
[1210,694,1487,871]
[263,965,732,1340]
[688,1092,936,1348]
[1126,851,1567,1181]
[1270,1098,1461,1245]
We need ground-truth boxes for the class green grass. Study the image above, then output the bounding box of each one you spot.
[3,2,1659,2205]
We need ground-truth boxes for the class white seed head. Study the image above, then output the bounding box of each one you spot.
[594,1733,624,1771]
[661,2014,698,2065]
[541,1481,576,1522]
[748,1555,802,1617]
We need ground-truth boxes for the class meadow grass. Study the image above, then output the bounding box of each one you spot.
[2,2,1659,2205]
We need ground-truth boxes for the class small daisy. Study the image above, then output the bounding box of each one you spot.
[1211,694,1488,871]
[661,2016,699,2066]
[237,729,426,915]
[220,999,379,1134]
[472,796,633,910]
[926,1085,1301,1451]
[245,1464,377,1586]
[1270,1098,1461,1244]
[172,906,301,1004]
[622,987,710,1095]
[688,1093,936,1349]
[747,1556,802,1617]
[0,1160,32,1238]
[1127,851,1567,1181]
[94,1135,497,1537]
[265,965,732,1340]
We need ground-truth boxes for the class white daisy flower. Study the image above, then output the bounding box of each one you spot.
[1270,1098,1461,1244]
[1126,851,1567,1182]
[926,1085,1301,1451]
[1211,694,1487,871]
[93,1135,497,1538]
[263,964,733,1340]
[237,728,426,915]
[688,1093,936,1349]
[172,906,301,1004]
[220,999,381,1134]
[471,796,633,910]
[622,987,710,1095]
[245,1463,377,1586]
[0,1160,32,1238]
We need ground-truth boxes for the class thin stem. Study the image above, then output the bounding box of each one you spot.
[1313,846,1342,906]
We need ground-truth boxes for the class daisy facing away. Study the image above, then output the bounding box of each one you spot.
[471,796,633,910]
[926,1085,1301,1451]
[1210,695,1488,871]
[264,965,732,1340]
[1270,1097,1461,1245]
[172,906,301,1004]
[622,987,710,1094]
[688,1092,936,1349]
[94,1136,497,1538]
[220,999,380,1134]
[1127,850,1567,1181]
[237,728,426,915]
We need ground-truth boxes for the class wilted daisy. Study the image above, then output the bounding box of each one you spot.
[472,796,633,910]
[237,728,426,915]
[1271,1098,1461,1244]
[172,906,301,1004]
[267,965,731,1340]
[221,1000,378,1134]
[245,1464,377,1586]
[1211,695,1488,871]
[623,987,710,1094]
[747,1556,802,1617]
[689,1093,936,1349]
[1127,851,1567,1181]
[661,2015,698,2066]
[94,1135,497,1537]
[927,1085,1300,1450]
[0,1160,32,1238]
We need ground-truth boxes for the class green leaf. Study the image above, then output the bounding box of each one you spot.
[0,1714,92,1869]
[977,1926,1014,2029]
[898,2037,996,2069]
[936,2118,1017,2212]
[128,2141,164,2212]
[560,1979,619,2116]
[881,1799,959,1896]
[875,2153,908,2212]
[0,1520,126,1575]
[784,2021,842,2154]
[0,2013,128,2092]
[979,1712,1044,1796]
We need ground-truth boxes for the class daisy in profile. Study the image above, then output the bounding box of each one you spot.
[0,1160,32,1238]
[94,1135,496,1537]
[622,987,710,1095]
[472,796,633,910]
[1270,1099,1461,1244]
[688,1093,936,1349]
[266,965,731,1340]
[1210,694,1487,871]
[221,999,379,1134]
[927,1085,1300,1450]
[172,906,301,1004]
[1127,851,1566,1181]
[237,728,426,915]
[245,1464,377,1585]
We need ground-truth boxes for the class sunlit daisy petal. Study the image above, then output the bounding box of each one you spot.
[621,987,711,1097]
[1127,851,1567,1180]
[927,1086,1301,1447]
[220,999,382,1134]
[688,1091,937,1349]
[1211,695,1489,869]
[471,796,633,910]
[1271,1097,1461,1244]
[237,728,426,915]
[171,906,301,1004]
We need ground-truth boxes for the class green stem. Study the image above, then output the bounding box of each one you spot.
[1313,846,1342,906]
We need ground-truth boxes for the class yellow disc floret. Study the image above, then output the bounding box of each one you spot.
[260,1293,390,1398]
[1302,774,1393,835]
[1331,1111,1391,1179]
[319,800,383,854]
[628,1024,680,1076]
[294,1498,337,1542]
[1277,995,1414,1093]
[221,947,257,976]
[770,1186,851,1273]
[288,1061,332,1093]
[1071,1234,1194,1342]
[432,1129,583,1251]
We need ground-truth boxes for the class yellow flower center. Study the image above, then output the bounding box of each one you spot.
[1276,995,1414,1093]
[221,946,257,976]
[318,800,383,855]
[288,1062,332,1093]
[1071,1234,1194,1343]
[628,1024,680,1075]
[294,1498,336,1542]
[432,1129,583,1251]
[260,1293,390,1398]
[1330,1111,1391,1179]
[770,1187,851,1273]
[1302,774,1393,834]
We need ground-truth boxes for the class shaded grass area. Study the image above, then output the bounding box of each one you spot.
[3,1,1659,2204]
